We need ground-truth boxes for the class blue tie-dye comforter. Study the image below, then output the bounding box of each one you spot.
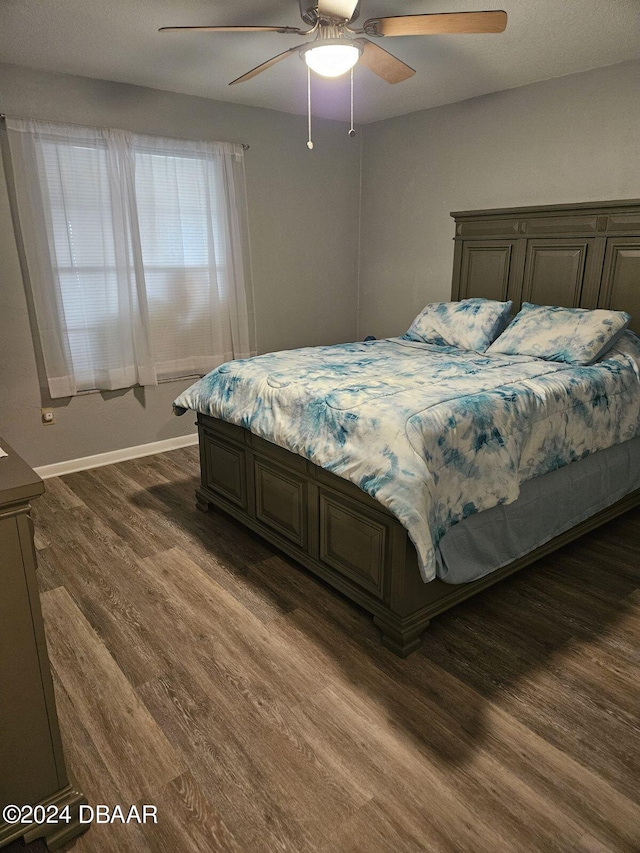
[174,332,640,581]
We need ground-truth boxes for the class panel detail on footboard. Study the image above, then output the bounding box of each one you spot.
[255,459,307,547]
[318,491,386,598]
[202,434,247,509]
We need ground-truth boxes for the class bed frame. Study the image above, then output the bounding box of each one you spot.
[195,199,640,656]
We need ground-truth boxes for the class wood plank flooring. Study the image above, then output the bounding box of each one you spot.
[23,446,640,852]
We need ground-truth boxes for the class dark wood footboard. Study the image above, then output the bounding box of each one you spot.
[195,414,640,656]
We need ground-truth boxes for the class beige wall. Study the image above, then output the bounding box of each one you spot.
[0,63,361,467]
[357,60,640,339]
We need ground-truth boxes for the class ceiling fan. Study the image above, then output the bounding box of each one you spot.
[159,1,508,86]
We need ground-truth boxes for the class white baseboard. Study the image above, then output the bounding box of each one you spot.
[34,433,199,480]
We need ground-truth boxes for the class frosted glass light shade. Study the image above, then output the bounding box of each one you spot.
[303,43,361,77]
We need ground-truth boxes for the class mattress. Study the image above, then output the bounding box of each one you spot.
[438,435,640,584]
[174,331,640,582]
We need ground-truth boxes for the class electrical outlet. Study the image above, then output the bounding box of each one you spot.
[41,409,55,425]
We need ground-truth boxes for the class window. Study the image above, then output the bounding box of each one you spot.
[6,119,252,397]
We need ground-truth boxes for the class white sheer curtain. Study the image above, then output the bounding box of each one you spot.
[6,118,252,397]
[132,133,251,378]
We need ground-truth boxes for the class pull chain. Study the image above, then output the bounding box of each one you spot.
[349,67,356,137]
[307,66,313,150]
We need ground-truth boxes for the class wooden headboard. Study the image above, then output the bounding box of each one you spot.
[450,199,640,333]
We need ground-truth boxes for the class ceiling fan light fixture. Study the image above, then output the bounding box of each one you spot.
[302,40,362,77]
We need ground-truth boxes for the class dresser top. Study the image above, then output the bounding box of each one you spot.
[0,438,44,507]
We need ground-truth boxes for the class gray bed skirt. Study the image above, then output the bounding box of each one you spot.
[437,436,640,584]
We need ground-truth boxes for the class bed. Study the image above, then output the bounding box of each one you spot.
[175,199,640,656]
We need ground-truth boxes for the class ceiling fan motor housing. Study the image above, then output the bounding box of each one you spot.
[298,1,360,25]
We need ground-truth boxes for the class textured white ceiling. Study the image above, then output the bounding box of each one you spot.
[1,0,639,123]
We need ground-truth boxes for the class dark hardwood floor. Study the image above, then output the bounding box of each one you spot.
[27,446,640,852]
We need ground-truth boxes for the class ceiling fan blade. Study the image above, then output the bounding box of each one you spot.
[356,39,415,84]
[364,11,507,37]
[159,25,303,34]
[229,44,307,85]
[317,0,360,22]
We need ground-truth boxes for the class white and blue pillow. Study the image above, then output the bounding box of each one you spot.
[405,298,513,352]
[487,302,630,365]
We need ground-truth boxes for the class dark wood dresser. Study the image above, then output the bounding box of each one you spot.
[0,438,87,850]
